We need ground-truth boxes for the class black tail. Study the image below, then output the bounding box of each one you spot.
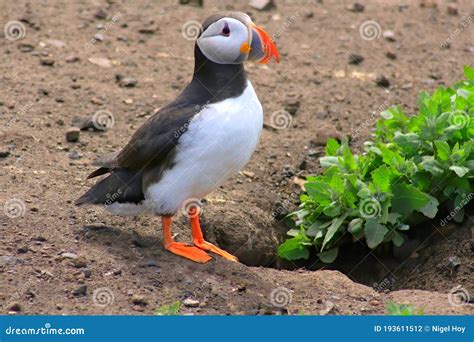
[75,169,144,206]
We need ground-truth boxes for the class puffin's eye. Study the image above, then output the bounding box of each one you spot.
[221,22,230,36]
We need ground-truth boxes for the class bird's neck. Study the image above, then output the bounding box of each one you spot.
[176,45,248,106]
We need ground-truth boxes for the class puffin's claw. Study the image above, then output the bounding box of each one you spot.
[165,242,212,263]
[193,239,239,262]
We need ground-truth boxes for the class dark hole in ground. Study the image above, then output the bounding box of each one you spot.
[239,203,473,294]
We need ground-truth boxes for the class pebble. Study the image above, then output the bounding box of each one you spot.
[131,294,148,306]
[401,83,413,90]
[55,96,64,103]
[146,259,158,267]
[94,9,108,20]
[249,0,275,11]
[348,53,364,65]
[312,126,342,146]
[0,150,10,158]
[116,75,138,88]
[385,51,397,60]
[88,57,112,68]
[383,30,396,42]
[38,87,49,95]
[72,285,87,296]
[18,43,34,52]
[72,257,87,268]
[183,298,200,307]
[375,75,390,88]
[17,246,29,254]
[66,127,80,142]
[32,236,47,242]
[447,256,460,270]
[61,252,78,259]
[346,2,364,12]
[40,58,55,66]
[68,150,81,160]
[66,55,80,63]
[242,171,255,178]
[447,4,458,15]
[8,302,21,312]
[284,98,301,115]
[90,96,104,105]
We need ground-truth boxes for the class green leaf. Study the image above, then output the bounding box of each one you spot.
[348,218,364,234]
[464,65,474,80]
[155,301,181,316]
[364,219,389,249]
[318,248,338,263]
[372,165,394,192]
[449,165,470,177]
[321,213,348,251]
[323,201,342,217]
[277,234,311,260]
[434,140,450,162]
[392,231,404,247]
[391,183,430,216]
[325,138,340,156]
[419,195,439,218]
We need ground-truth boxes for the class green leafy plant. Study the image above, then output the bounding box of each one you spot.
[154,301,181,315]
[279,66,474,263]
[386,301,424,315]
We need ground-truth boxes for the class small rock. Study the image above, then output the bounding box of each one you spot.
[94,9,108,20]
[242,170,255,178]
[88,57,112,68]
[447,4,458,15]
[183,298,200,307]
[83,269,92,278]
[312,125,342,146]
[55,96,64,103]
[71,116,95,131]
[0,150,10,158]
[383,30,396,42]
[249,0,275,11]
[72,257,87,268]
[401,83,413,90]
[319,300,335,315]
[61,252,78,259]
[66,127,80,142]
[66,55,80,63]
[385,51,397,60]
[32,236,46,242]
[299,159,308,170]
[447,256,461,270]
[284,98,301,115]
[146,260,158,267]
[138,27,157,35]
[17,246,29,254]
[464,46,474,53]
[131,294,148,306]
[375,75,390,88]
[348,53,364,65]
[307,149,319,157]
[45,39,66,48]
[40,58,55,66]
[116,75,138,88]
[346,2,364,12]
[8,302,21,312]
[72,285,87,296]
[90,96,104,105]
[68,150,81,160]
[18,43,34,52]
[369,300,381,306]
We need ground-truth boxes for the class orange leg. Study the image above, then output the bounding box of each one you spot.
[189,208,238,262]
[162,216,211,263]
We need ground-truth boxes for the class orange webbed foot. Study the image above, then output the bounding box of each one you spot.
[165,242,212,263]
[193,240,239,262]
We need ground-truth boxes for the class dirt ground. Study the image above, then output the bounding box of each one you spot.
[1,0,473,315]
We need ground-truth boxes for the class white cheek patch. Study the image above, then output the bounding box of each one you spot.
[197,18,249,65]
[198,35,242,64]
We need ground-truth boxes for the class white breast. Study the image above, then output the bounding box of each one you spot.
[145,80,263,215]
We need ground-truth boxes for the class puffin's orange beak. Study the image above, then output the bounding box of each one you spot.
[244,23,280,64]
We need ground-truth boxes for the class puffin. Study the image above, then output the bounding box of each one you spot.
[76,11,279,263]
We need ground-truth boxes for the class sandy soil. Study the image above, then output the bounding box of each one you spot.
[1,0,473,315]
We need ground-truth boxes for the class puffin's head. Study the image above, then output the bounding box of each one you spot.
[196,11,279,65]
